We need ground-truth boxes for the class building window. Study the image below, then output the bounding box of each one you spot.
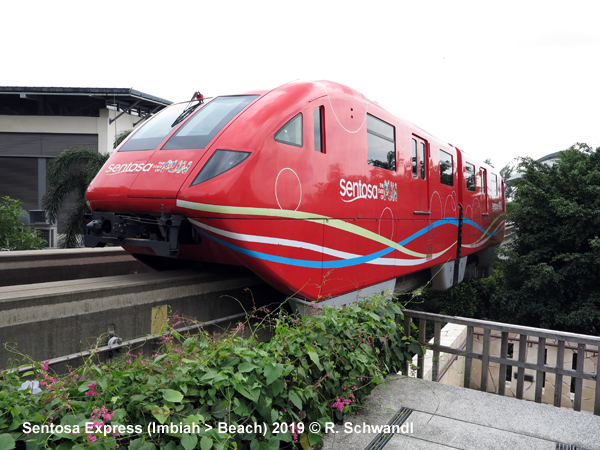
[367,114,396,171]
[274,113,303,147]
[466,163,476,191]
[440,150,453,186]
[313,107,325,153]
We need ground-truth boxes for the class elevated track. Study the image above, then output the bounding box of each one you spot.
[0,249,282,371]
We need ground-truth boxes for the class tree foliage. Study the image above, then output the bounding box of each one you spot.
[0,196,46,251]
[494,143,600,334]
[41,146,109,248]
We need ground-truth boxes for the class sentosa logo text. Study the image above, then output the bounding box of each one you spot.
[105,160,193,175]
[339,178,379,202]
[105,162,153,175]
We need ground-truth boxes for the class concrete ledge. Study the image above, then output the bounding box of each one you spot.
[0,247,151,286]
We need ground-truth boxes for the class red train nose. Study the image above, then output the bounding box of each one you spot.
[126,150,202,199]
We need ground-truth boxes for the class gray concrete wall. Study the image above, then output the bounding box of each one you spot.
[0,268,282,370]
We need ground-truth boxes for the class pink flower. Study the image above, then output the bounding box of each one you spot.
[85,381,100,396]
[87,435,97,443]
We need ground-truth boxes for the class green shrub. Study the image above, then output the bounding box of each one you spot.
[0,196,46,251]
[0,296,422,449]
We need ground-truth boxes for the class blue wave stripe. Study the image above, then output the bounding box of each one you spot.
[194,217,502,269]
[194,217,475,269]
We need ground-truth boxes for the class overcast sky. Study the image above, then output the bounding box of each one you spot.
[3,0,600,170]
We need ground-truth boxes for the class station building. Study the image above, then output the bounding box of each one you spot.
[0,87,171,246]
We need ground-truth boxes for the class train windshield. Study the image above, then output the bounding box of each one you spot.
[118,102,190,152]
[161,95,258,150]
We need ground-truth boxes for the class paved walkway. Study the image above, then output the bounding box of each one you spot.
[323,376,600,450]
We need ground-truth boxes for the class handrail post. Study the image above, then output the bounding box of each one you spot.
[432,321,441,382]
[464,326,474,389]
[516,334,527,399]
[417,318,427,379]
[595,344,600,416]
[554,340,565,408]
[403,314,411,376]
[574,343,585,411]
[535,337,546,403]
[498,331,508,396]
[480,328,491,392]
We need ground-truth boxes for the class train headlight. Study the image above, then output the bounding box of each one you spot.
[190,149,250,186]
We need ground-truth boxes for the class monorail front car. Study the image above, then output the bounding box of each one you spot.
[85,81,505,302]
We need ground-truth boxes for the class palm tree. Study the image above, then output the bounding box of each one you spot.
[42,146,110,248]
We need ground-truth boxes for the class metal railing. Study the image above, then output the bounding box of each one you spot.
[402,309,600,415]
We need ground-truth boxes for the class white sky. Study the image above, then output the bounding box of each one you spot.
[3,0,600,170]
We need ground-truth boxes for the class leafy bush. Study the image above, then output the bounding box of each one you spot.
[0,196,46,251]
[493,144,600,334]
[0,297,422,449]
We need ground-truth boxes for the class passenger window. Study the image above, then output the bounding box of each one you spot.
[440,150,454,186]
[411,139,418,178]
[162,95,257,150]
[491,173,498,195]
[420,141,427,180]
[412,138,427,179]
[367,114,396,171]
[313,107,325,153]
[275,113,303,147]
[480,168,487,193]
[466,163,476,191]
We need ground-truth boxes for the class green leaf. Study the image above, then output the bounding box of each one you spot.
[236,384,260,403]
[238,362,259,373]
[271,378,285,397]
[409,341,423,355]
[307,351,323,370]
[128,439,157,450]
[148,405,170,424]
[162,389,184,403]
[200,436,213,450]
[308,431,322,445]
[181,433,198,450]
[264,364,283,385]
[288,391,302,410]
[0,434,16,450]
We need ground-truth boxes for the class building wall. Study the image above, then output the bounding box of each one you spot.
[0,108,139,235]
[0,108,137,155]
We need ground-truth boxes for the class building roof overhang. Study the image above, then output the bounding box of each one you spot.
[0,86,172,123]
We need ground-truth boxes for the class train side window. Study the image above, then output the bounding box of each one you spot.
[313,107,325,153]
[440,150,453,186]
[411,139,418,178]
[491,173,498,195]
[367,114,396,171]
[466,163,476,191]
[420,141,427,180]
[480,168,487,193]
[274,113,303,147]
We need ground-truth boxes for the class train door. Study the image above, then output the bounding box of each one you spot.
[411,137,429,213]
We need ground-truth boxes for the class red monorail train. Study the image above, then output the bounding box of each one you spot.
[85,81,505,305]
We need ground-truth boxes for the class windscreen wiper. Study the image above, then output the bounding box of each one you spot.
[171,91,204,127]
